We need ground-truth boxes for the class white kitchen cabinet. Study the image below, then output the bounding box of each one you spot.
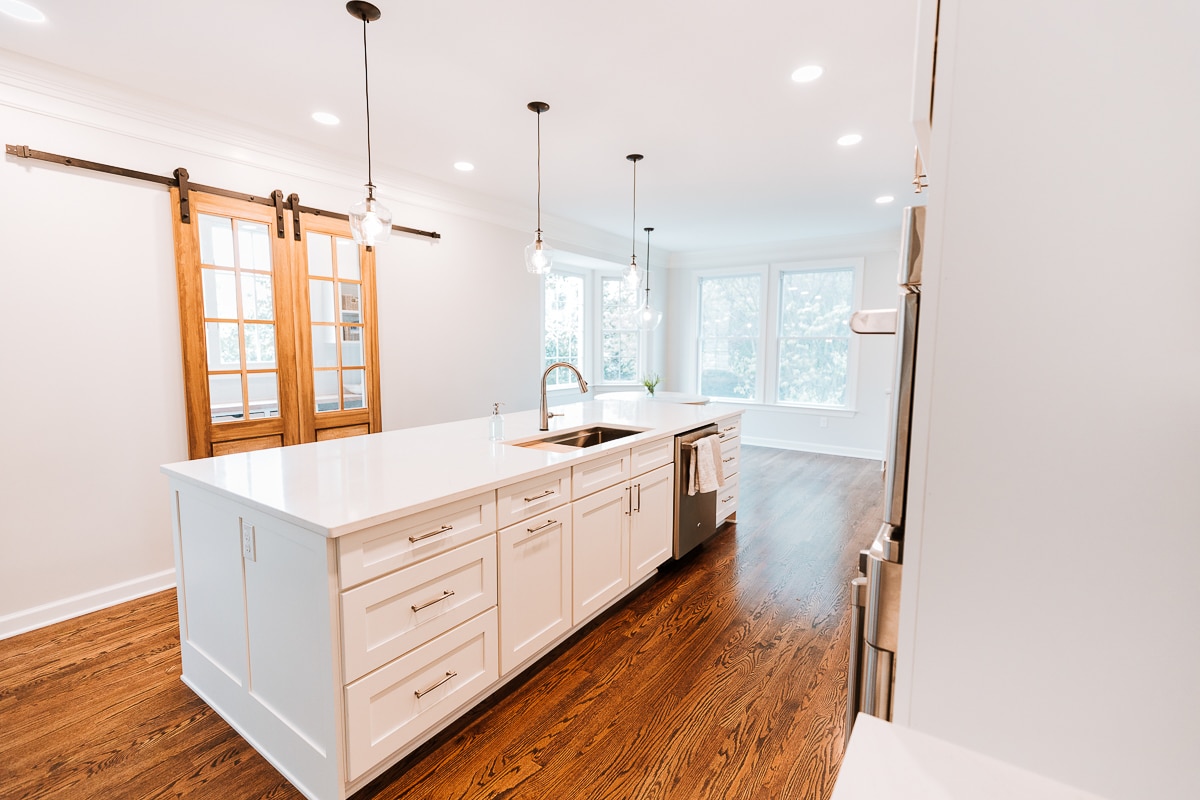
[572,481,630,623]
[629,462,674,581]
[498,512,572,675]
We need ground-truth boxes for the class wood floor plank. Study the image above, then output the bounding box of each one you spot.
[0,446,881,800]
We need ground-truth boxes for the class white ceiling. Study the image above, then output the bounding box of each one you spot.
[1,0,923,254]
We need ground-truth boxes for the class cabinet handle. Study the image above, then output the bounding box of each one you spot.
[411,589,455,613]
[624,486,632,516]
[722,457,735,463]
[634,483,641,513]
[523,489,555,503]
[414,670,457,698]
[526,519,559,534]
[722,495,735,503]
[409,524,453,543]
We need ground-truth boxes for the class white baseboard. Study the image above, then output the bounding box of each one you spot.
[0,568,177,641]
[742,436,884,462]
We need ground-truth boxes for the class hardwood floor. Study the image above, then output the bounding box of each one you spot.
[0,447,882,800]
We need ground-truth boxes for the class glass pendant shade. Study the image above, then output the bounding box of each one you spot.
[623,260,640,289]
[636,301,663,331]
[525,235,554,274]
[637,225,662,331]
[349,188,392,246]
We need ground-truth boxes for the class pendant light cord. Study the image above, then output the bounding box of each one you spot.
[361,14,374,192]
[630,159,638,264]
[536,108,542,236]
[644,228,652,296]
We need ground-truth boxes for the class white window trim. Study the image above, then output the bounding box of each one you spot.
[694,257,865,411]
[541,258,647,397]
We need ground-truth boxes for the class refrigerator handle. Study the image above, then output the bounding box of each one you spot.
[846,576,868,742]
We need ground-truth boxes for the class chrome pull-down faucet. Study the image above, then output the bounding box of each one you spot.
[540,361,589,430]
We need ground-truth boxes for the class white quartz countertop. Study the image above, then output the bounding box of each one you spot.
[832,715,1106,800]
[161,398,739,538]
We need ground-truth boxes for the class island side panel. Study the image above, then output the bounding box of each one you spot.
[170,480,344,800]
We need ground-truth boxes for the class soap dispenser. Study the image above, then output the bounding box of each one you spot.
[489,402,505,441]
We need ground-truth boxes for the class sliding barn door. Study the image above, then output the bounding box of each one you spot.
[293,213,381,442]
[172,191,380,459]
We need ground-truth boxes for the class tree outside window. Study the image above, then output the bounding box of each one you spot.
[544,272,584,387]
[600,276,639,383]
[698,275,761,400]
[777,268,854,406]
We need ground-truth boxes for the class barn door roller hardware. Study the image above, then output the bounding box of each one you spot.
[5,144,441,241]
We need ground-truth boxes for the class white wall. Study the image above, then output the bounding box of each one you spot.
[896,2,1200,798]
[0,56,627,636]
[664,231,902,459]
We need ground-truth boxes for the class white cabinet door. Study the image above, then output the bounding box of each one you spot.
[572,482,629,624]
[629,463,674,581]
[498,512,572,675]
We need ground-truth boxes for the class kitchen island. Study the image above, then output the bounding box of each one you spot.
[161,398,742,800]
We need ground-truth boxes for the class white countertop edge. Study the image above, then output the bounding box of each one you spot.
[832,715,1108,800]
[161,400,741,538]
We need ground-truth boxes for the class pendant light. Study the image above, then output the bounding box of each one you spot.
[525,101,554,274]
[623,154,644,289]
[636,226,663,331]
[346,1,392,247]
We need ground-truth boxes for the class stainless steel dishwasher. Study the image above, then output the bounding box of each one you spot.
[673,423,719,558]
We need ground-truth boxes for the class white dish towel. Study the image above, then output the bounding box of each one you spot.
[688,434,725,496]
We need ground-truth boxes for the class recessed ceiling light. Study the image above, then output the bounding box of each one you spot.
[454,162,475,172]
[837,133,863,147]
[875,195,895,204]
[311,111,339,125]
[790,65,823,83]
[0,0,46,22]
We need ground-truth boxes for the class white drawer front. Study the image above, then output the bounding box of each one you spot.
[338,491,496,589]
[344,608,498,781]
[631,436,673,476]
[717,471,740,522]
[571,449,631,499]
[496,468,570,528]
[716,415,742,443]
[341,535,497,682]
[720,435,741,476]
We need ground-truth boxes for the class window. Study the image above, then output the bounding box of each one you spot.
[541,263,645,390]
[777,268,854,406]
[698,274,761,400]
[600,275,639,382]
[543,271,585,387]
[695,261,860,408]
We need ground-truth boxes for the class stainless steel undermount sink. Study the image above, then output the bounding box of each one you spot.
[512,425,644,451]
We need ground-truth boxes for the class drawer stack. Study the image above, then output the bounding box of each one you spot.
[716,415,741,524]
[337,491,499,781]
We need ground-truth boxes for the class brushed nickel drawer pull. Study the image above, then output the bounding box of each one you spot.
[722,425,737,432]
[523,489,555,503]
[409,524,453,543]
[722,457,735,463]
[526,519,559,534]
[722,495,735,503]
[414,670,457,698]
[411,590,455,613]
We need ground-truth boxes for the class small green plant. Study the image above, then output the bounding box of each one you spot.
[642,373,661,396]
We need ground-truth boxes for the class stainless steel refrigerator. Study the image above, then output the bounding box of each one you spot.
[845,204,924,738]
